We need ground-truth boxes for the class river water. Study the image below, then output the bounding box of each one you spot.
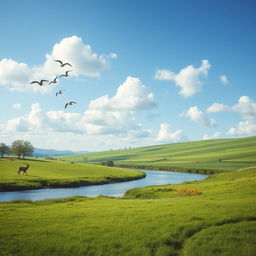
[0,170,207,202]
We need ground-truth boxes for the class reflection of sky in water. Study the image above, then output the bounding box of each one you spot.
[0,170,207,202]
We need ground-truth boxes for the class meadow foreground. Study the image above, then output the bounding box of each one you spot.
[0,167,255,256]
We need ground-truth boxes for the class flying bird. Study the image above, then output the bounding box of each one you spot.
[56,90,63,96]
[30,80,49,86]
[65,101,77,109]
[54,60,72,67]
[59,70,71,78]
[49,76,58,85]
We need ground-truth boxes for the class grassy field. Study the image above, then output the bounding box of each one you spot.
[0,158,145,191]
[1,136,256,255]
[58,136,256,173]
[0,167,255,256]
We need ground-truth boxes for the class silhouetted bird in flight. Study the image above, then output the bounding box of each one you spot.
[49,76,58,85]
[54,60,72,67]
[56,90,63,96]
[30,80,49,86]
[65,101,77,109]
[60,71,71,78]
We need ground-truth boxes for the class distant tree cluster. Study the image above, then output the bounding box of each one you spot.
[0,140,34,159]
[101,160,114,167]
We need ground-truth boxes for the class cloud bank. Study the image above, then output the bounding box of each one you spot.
[5,76,156,138]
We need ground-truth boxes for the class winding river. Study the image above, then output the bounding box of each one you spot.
[0,170,207,202]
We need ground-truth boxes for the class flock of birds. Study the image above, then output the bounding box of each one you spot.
[29,60,77,109]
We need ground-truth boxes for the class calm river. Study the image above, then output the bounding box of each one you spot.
[0,170,207,202]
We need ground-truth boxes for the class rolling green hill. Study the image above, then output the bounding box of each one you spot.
[0,158,145,191]
[58,136,256,173]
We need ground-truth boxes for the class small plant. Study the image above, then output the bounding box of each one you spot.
[177,187,202,196]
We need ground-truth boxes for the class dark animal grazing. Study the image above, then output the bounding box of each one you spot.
[56,90,64,96]
[30,80,49,86]
[17,164,30,175]
[65,101,77,109]
[54,60,72,67]
[60,71,71,78]
[49,76,58,85]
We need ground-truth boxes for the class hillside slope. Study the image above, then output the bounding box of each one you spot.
[58,136,256,172]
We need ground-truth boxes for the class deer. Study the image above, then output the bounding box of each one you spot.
[17,163,30,175]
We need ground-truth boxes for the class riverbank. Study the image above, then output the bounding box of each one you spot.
[116,163,219,174]
[0,170,206,202]
[0,158,145,192]
[1,168,255,256]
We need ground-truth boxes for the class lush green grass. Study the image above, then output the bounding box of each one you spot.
[58,136,256,172]
[0,158,145,191]
[0,168,256,256]
[1,136,256,255]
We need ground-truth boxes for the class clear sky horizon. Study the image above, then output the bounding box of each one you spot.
[0,0,255,151]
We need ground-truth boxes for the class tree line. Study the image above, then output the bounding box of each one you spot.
[0,140,34,159]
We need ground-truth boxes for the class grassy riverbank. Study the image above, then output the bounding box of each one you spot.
[58,136,256,173]
[0,167,255,256]
[0,158,145,191]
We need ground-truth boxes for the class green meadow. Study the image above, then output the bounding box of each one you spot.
[0,168,256,256]
[58,136,256,173]
[0,158,145,191]
[0,136,256,255]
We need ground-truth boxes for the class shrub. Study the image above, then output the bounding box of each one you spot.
[101,160,114,166]
[176,187,202,196]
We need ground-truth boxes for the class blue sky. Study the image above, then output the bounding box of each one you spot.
[0,0,255,151]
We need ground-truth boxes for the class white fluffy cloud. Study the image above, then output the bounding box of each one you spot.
[207,102,229,113]
[226,96,256,136]
[184,106,216,127]
[86,76,156,112]
[5,77,156,137]
[155,60,211,97]
[202,132,221,140]
[156,123,183,142]
[6,103,84,134]
[0,59,32,91]
[83,76,156,135]
[232,96,256,121]
[219,75,229,85]
[227,121,256,136]
[207,96,256,136]
[0,35,116,93]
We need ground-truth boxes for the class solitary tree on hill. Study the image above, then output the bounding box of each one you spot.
[0,143,9,157]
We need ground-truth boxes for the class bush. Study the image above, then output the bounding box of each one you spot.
[102,160,114,167]
[177,187,202,196]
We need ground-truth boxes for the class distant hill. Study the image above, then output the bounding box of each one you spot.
[57,136,256,172]
[33,148,88,157]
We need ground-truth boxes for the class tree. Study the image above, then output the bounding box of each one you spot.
[102,160,114,167]
[11,140,35,159]
[0,143,9,157]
